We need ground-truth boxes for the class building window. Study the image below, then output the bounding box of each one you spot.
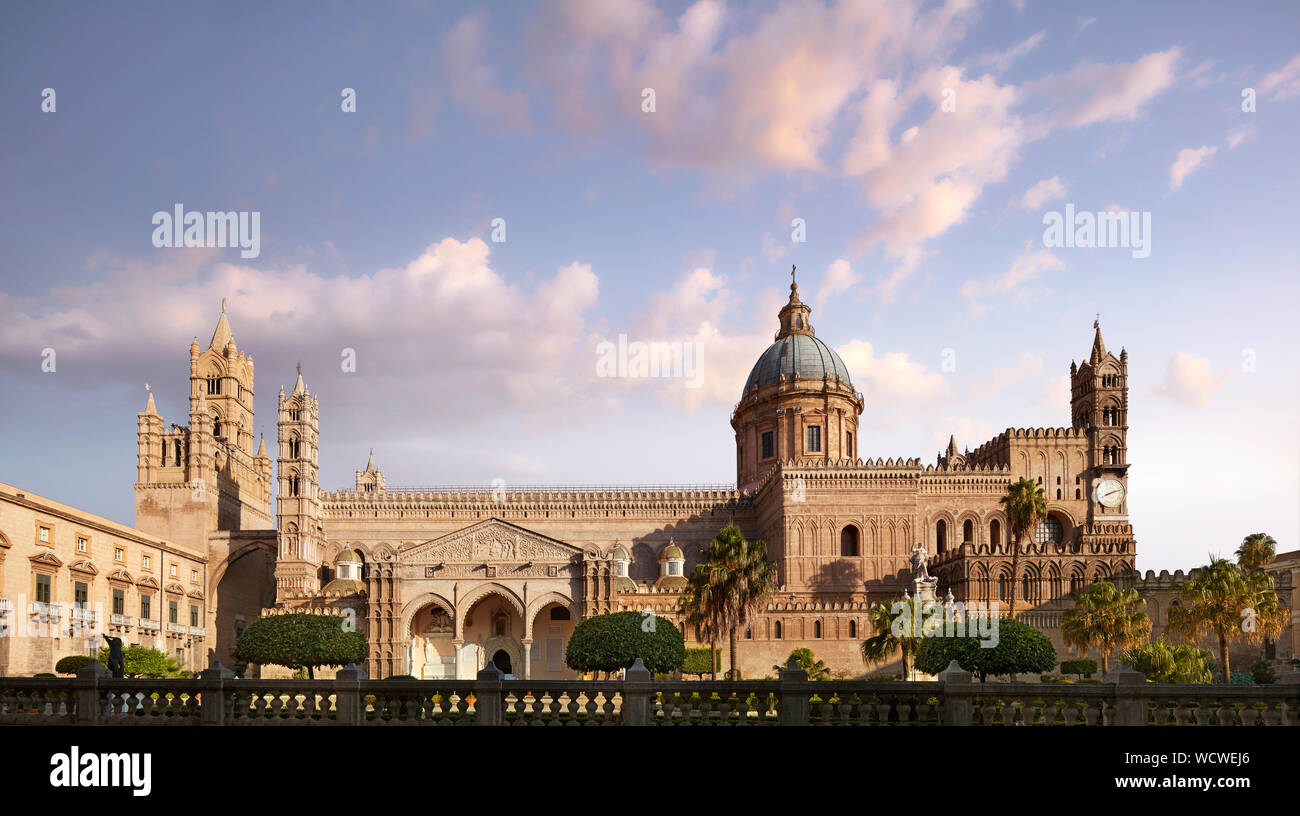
[34,573,52,604]
[1034,516,1064,545]
[190,605,200,628]
[168,600,178,625]
[140,595,152,620]
[289,438,300,458]
[990,519,1001,547]
[840,525,860,557]
[191,569,198,583]
[745,626,752,639]
[169,564,178,579]
[289,477,299,497]
[38,525,51,545]
[773,621,782,639]
[761,431,774,460]
[74,581,88,607]
[997,573,1010,602]
[806,425,821,453]
[142,554,152,571]
[669,562,681,576]
[1021,574,1037,602]
[848,620,857,638]
[549,606,571,621]
[76,536,88,554]
[212,415,221,438]
[288,407,301,421]
[813,620,822,638]
[174,439,183,465]
[114,547,124,563]
[846,431,853,458]
[112,589,125,616]
[962,519,973,543]
[935,519,946,553]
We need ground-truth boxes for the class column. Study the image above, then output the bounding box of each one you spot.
[521,639,532,679]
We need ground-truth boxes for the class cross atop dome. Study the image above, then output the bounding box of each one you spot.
[775,265,813,340]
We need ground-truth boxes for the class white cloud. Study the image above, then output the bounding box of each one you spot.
[1019,175,1067,211]
[1169,145,1216,190]
[1022,47,1181,129]
[1257,53,1300,100]
[1154,352,1230,406]
[969,352,1044,400]
[961,241,1064,311]
[441,13,533,133]
[836,340,946,425]
[976,30,1045,73]
[1226,124,1255,150]
[817,259,861,303]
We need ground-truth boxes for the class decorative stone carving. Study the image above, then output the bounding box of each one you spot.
[402,518,583,565]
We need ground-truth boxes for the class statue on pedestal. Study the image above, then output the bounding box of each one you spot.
[103,634,125,678]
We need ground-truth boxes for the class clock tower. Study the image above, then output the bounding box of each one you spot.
[1070,320,1130,524]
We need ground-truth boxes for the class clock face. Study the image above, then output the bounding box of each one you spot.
[1094,478,1125,509]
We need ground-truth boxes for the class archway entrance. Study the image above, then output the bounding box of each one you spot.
[460,590,523,679]
[490,649,512,674]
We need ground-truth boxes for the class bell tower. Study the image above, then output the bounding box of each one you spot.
[1070,320,1130,523]
[275,365,323,599]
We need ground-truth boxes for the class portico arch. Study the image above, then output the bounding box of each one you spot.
[454,583,525,641]
[524,592,579,640]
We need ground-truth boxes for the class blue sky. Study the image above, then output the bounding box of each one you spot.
[1,0,1298,571]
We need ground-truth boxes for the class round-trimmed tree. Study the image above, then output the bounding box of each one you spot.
[55,655,96,675]
[914,617,1057,681]
[233,612,368,678]
[564,611,685,676]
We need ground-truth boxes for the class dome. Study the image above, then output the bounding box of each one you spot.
[654,575,689,591]
[335,548,363,564]
[322,578,365,595]
[610,544,630,561]
[742,333,853,395]
[659,543,684,561]
[615,576,637,593]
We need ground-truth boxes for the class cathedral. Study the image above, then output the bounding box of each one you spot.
[109,278,1141,679]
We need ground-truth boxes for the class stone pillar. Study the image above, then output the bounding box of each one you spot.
[74,661,110,725]
[521,639,532,680]
[938,660,973,725]
[778,658,809,725]
[334,663,366,725]
[197,661,234,725]
[1103,662,1147,726]
[474,662,504,726]
[453,641,465,680]
[622,658,652,726]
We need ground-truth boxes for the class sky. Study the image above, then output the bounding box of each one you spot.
[1,0,1298,573]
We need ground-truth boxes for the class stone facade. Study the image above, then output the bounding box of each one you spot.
[0,482,209,675]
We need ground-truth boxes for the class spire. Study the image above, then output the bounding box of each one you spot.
[209,299,233,350]
[365,448,375,472]
[775,265,814,340]
[1090,317,1106,364]
[946,434,957,457]
[292,362,306,396]
[256,434,267,458]
[143,384,157,415]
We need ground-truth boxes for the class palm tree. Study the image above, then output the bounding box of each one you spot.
[860,597,922,678]
[774,647,830,680]
[1236,533,1277,573]
[1165,557,1288,681]
[679,573,726,681]
[999,477,1047,619]
[679,525,778,680]
[1060,581,1152,674]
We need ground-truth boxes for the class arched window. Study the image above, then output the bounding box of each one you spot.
[1048,569,1062,600]
[848,620,857,638]
[1021,573,1038,603]
[212,415,221,438]
[813,620,822,639]
[989,519,1001,547]
[1069,570,1085,596]
[840,525,860,557]
[1056,489,1062,499]
[289,476,300,497]
[745,626,752,640]
[773,621,782,640]
[936,520,946,553]
[962,519,973,543]
[174,439,182,466]
[1034,516,1063,545]
[289,437,300,458]
[996,572,1011,602]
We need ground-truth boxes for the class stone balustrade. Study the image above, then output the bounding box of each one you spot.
[0,661,1295,726]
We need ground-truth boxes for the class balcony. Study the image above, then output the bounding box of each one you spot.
[110,614,135,627]
[69,606,98,625]
[188,626,206,637]
[138,618,160,631]
[166,622,188,634]
[0,597,11,613]
[28,601,62,618]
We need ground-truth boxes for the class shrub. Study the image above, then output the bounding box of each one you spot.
[233,613,368,678]
[564,611,685,675]
[1250,659,1276,685]
[384,674,417,681]
[913,617,1056,681]
[97,645,183,678]
[681,646,720,678]
[1058,658,1098,678]
[1119,641,1213,684]
[773,647,830,680]
[55,655,96,675]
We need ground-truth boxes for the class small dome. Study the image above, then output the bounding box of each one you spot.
[610,544,630,561]
[322,578,365,595]
[615,576,637,593]
[335,548,363,564]
[654,575,689,591]
[742,333,853,396]
[659,543,684,561]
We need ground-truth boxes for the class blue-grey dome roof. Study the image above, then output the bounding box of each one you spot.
[743,333,853,394]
